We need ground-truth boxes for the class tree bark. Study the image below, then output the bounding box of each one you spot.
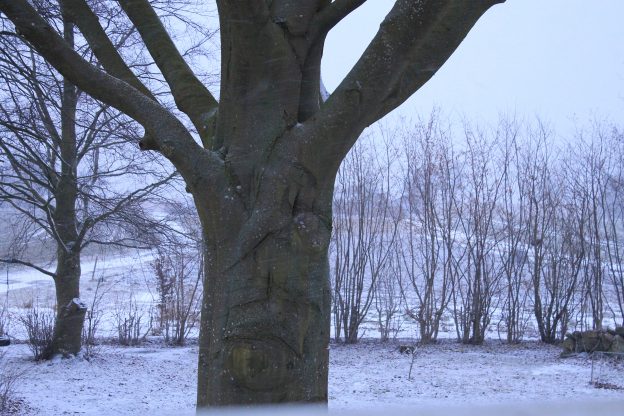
[196,182,333,405]
[50,249,85,357]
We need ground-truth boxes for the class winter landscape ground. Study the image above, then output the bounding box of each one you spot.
[1,251,624,415]
[2,338,624,415]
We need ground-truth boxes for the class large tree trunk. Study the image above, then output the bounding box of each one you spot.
[195,5,335,404]
[196,180,333,405]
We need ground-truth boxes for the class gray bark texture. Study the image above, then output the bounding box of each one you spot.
[0,0,504,406]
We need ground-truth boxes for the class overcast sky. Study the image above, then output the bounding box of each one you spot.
[322,0,624,138]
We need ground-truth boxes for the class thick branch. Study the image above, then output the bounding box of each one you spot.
[311,0,367,39]
[59,0,166,153]
[369,0,505,123]
[306,0,504,178]
[298,38,324,121]
[118,0,218,148]
[290,1,366,121]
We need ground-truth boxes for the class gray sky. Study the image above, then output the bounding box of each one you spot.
[322,0,624,138]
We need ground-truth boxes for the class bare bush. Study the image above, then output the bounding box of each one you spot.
[19,307,54,360]
[82,270,106,359]
[571,132,609,331]
[113,296,150,346]
[496,118,531,343]
[398,115,456,343]
[523,126,581,343]
[152,247,202,346]
[374,247,403,341]
[0,351,22,413]
[331,138,399,343]
[451,126,505,344]
[150,197,204,346]
[601,127,624,327]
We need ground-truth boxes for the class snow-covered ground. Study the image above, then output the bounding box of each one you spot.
[1,339,623,415]
[1,251,623,415]
[0,250,157,299]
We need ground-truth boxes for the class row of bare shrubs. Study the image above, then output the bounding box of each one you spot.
[332,114,624,345]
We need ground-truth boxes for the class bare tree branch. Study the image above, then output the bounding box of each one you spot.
[0,0,214,178]
[0,258,56,278]
[118,0,219,148]
[60,0,155,100]
[77,172,177,247]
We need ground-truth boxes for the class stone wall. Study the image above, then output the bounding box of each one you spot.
[561,327,624,356]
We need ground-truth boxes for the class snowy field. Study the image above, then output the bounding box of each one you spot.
[1,339,624,415]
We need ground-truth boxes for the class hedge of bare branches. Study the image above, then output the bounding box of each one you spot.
[331,115,624,345]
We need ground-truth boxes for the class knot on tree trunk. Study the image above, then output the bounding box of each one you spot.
[226,338,299,392]
[62,298,88,317]
[293,211,330,253]
[52,298,88,358]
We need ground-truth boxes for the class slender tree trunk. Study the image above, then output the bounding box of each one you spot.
[48,12,85,357]
[50,248,85,356]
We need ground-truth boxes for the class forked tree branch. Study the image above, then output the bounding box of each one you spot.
[311,0,367,41]
[298,0,367,121]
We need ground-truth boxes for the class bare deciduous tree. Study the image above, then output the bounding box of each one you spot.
[600,126,624,326]
[495,118,531,343]
[0,10,172,357]
[152,198,203,346]
[373,244,404,342]
[331,139,398,344]
[451,126,504,344]
[398,115,455,343]
[1,0,505,405]
[524,125,582,343]
[572,129,611,331]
